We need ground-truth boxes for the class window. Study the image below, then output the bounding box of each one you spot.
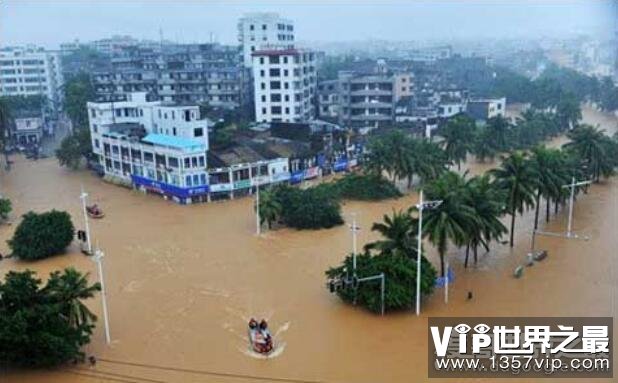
[283,57,288,64]
[200,174,207,185]
[184,157,191,168]
[192,157,198,167]
[186,175,193,186]
[262,108,267,114]
[168,157,179,168]
[260,70,265,77]
[269,55,280,64]
[284,69,288,76]
[93,124,98,133]
[284,82,289,89]
[271,106,282,114]
[262,24,267,30]
[143,152,154,162]
[172,111,175,119]
[193,174,200,185]
[115,109,121,117]
[172,127,177,136]
[250,24,254,30]
[270,81,281,90]
[261,82,266,90]
[194,127,204,137]
[259,57,264,64]
[91,109,96,117]
[269,68,280,77]
[271,93,281,102]
[261,95,266,102]
[94,139,100,148]
[284,95,289,102]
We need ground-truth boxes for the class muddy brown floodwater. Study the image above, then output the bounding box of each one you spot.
[1,106,617,383]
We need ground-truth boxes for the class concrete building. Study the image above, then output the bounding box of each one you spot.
[467,97,506,121]
[0,46,64,110]
[337,72,396,128]
[316,79,340,120]
[87,91,292,203]
[12,113,44,145]
[252,48,317,123]
[238,12,295,68]
[92,43,248,109]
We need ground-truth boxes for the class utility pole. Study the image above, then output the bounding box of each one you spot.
[349,213,360,272]
[93,249,111,345]
[415,190,442,316]
[255,180,261,236]
[80,186,93,254]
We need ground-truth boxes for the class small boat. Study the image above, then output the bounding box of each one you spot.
[532,250,548,262]
[86,204,105,219]
[513,265,524,279]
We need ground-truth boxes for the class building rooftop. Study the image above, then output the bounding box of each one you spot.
[142,133,205,151]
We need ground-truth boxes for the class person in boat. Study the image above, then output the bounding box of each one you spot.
[248,318,258,342]
[258,319,273,353]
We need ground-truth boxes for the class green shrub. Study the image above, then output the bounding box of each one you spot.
[273,184,343,229]
[8,210,75,260]
[325,252,436,313]
[334,173,401,201]
[0,197,11,220]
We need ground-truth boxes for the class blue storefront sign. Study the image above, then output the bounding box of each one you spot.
[333,157,348,172]
[290,170,305,184]
[131,174,209,199]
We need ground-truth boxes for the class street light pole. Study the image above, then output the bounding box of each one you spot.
[93,249,111,345]
[415,190,442,316]
[415,190,424,316]
[80,186,92,254]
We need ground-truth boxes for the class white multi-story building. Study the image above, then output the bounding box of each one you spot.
[238,12,295,68]
[0,46,64,110]
[252,48,316,123]
[88,92,211,203]
[87,92,293,204]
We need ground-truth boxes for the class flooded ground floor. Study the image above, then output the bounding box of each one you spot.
[0,106,617,383]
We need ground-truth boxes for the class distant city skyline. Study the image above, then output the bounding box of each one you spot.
[0,0,615,49]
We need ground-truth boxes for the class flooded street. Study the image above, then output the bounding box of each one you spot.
[1,106,617,383]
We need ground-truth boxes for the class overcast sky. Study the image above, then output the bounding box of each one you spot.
[1,1,615,48]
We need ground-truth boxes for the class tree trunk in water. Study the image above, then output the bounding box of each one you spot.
[464,244,470,268]
[546,197,551,223]
[440,254,445,278]
[534,191,541,230]
[554,199,559,214]
[510,211,516,247]
[474,246,479,265]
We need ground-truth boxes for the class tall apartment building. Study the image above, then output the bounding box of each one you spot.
[92,43,248,109]
[0,46,64,110]
[238,13,295,68]
[252,48,317,123]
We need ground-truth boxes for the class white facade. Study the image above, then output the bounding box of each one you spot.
[238,13,295,68]
[252,48,316,123]
[0,46,64,110]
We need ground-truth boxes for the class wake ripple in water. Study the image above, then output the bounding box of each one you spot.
[223,311,291,359]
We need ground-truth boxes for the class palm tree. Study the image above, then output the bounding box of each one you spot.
[564,124,608,182]
[439,115,475,171]
[490,152,538,247]
[423,171,480,276]
[0,97,11,170]
[365,210,418,256]
[45,268,101,328]
[463,175,508,266]
[257,188,282,230]
[530,146,565,230]
[485,115,511,152]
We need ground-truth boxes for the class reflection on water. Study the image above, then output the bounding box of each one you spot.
[0,106,617,383]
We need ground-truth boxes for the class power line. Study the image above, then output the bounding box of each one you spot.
[98,358,327,383]
[73,367,167,383]
[66,370,146,383]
